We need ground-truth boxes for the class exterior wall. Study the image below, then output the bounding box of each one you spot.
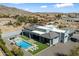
[51,37,59,45]
[64,33,69,43]
[60,33,64,42]
[63,30,70,43]
[53,37,59,45]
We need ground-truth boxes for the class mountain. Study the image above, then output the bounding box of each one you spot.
[0,5,33,16]
[0,5,79,25]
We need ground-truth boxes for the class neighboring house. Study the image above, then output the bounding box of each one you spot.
[61,17,79,22]
[22,25,75,46]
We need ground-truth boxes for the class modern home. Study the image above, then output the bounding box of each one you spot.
[22,25,75,46]
[1,24,75,46]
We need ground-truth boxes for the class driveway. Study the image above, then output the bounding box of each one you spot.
[37,40,79,56]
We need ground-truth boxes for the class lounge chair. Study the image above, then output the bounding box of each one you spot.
[34,47,39,50]
[29,48,34,51]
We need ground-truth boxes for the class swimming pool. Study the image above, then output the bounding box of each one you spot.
[16,40,32,49]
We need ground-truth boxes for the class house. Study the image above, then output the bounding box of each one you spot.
[61,17,79,22]
[22,25,75,46]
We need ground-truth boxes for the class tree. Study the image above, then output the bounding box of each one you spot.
[70,46,79,56]
[0,38,5,45]
[55,14,61,20]
[13,15,19,19]
[14,21,22,26]
[0,14,9,18]
[6,21,13,26]
[32,17,38,23]
[0,29,2,38]
[0,39,14,56]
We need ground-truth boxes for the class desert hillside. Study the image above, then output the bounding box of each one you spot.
[0,5,79,33]
[0,5,33,16]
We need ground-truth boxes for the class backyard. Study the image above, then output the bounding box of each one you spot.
[21,35,48,55]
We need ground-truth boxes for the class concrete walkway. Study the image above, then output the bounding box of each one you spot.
[37,41,79,56]
[22,49,32,56]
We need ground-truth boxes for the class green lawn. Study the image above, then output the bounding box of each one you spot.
[21,35,29,40]
[28,42,48,55]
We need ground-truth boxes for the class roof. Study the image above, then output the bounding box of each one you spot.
[51,28,66,33]
[36,26,49,30]
[62,17,79,21]
[62,28,76,34]
[37,25,66,33]
[41,32,59,39]
[32,30,46,35]
[24,24,67,34]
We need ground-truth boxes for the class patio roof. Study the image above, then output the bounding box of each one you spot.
[32,30,46,35]
[41,32,59,39]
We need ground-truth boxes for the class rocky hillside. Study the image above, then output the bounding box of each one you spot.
[0,5,33,16]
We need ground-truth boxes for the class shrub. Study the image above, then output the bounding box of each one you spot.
[11,46,24,56]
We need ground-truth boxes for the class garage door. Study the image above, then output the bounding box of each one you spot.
[53,37,59,45]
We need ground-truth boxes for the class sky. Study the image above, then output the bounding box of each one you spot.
[1,3,79,13]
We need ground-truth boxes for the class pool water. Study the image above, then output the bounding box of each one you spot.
[16,40,32,49]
